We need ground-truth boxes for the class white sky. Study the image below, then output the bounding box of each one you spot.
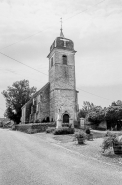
[0,0,122,117]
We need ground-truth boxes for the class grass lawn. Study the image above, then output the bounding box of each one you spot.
[51,129,122,168]
[37,129,122,167]
[53,129,122,143]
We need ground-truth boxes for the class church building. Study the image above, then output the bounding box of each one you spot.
[21,26,79,127]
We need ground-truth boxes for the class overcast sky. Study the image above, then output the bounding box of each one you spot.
[0,0,122,117]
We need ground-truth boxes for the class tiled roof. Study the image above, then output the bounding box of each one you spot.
[21,82,50,109]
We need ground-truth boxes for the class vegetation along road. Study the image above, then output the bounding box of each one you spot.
[0,128,122,185]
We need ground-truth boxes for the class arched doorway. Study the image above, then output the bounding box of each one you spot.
[63,114,69,123]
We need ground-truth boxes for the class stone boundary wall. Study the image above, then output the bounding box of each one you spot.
[14,123,56,134]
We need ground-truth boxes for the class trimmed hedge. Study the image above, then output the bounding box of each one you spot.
[14,122,56,134]
[53,127,74,135]
[46,127,55,133]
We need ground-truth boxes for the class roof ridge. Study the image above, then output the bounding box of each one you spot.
[21,82,50,108]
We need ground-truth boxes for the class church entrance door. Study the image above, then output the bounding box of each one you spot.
[63,114,69,123]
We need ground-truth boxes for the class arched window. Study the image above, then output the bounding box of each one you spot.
[51,57,53,67]
[62,55,67,65]
[63,114,69,123]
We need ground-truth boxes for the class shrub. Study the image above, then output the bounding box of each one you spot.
[102,135,122,155]
[46,127,55,133]
[85,128,90,134]
[62,123,69,127]
[27,128,33,134]
[62,123,72,128]
[74,131,86,144]
[14,123,57,134]
[11,125,16,130]
[102,136,115,152]
[113,137,122,155]
[101,132,118,153]
[0,122,3,127]
[104,131,116,137]
[35,119,40,123]
[75,131,86,139]
[94,127,106,131]
[53,127,74,135]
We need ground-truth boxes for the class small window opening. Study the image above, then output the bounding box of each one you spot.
[51,57,53,67]
[62,55,67,65]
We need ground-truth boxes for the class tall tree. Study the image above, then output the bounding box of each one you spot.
[79,101,104,125]
[2,80,36,124]
[78,101,97,119]
[88,107,105,125]
[105,100,122,130]
[82,101,95,113]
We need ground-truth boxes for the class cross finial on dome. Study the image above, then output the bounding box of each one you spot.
[60,17,64,38]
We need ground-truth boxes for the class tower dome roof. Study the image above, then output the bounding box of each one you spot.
[47,37,76,58]
[47,18,76,58]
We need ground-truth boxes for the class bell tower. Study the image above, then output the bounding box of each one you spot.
[47,20,78,126]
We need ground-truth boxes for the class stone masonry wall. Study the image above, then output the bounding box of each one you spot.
[55,65,75,90]
[37,84,50,122]
[54,89,76,121]
[22,83,50,124]
[49,48,76,122]
[50,90,55,121]
[21,106,26,123]
[49,49,76,92]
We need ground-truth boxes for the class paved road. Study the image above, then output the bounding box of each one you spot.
[0,129,122,185]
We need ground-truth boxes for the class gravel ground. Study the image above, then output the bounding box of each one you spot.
[37,133,122,168]
[60,137,122,167]
[1,129,122,185]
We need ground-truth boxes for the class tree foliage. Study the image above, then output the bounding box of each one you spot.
[105,101,122,129]
[78,101,105,125]
[79,100,122,130]
[78,109,86,119]
[2,80,36,124]
[88,107,105,124]
[78,101,96,119]
[82,101,95,113]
